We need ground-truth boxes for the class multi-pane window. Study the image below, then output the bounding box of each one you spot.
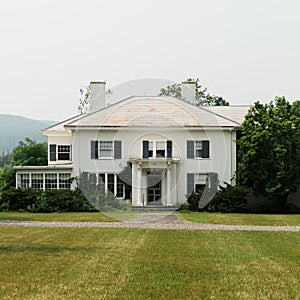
[195,141,203,158]
[45,173,57,190]
[20,174,30,188]
[187,140,209,159]
[99,141,113,158]
[107,174,114,193]
[156,141,165,158]
[144,141,169,159]
[116,177,124,197]
[59,173,71,189]
[195,173,208,192]
[57,145,71,160]
[50,144,71,161]
[31,173,44,190]
[98,174,105,193]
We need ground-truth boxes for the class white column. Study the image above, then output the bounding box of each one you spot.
[137,166,143,206]
[167,164,172,206]
[57,173,59,190]
[29,173,32,188]
[105,173,108,194]
[114,174,117,196]
[43,173,46,191]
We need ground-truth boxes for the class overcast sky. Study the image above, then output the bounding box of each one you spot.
[1,0,300,121]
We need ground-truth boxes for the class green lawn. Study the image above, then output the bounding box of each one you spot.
[0,227,299,299]
[179,212,300,226]
[0,212,116,222]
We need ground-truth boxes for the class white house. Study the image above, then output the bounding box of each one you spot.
[15,81,250,209]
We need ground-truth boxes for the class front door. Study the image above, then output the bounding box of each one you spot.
[147,170,162,204]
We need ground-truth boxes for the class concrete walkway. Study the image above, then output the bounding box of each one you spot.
[0,213,300,231]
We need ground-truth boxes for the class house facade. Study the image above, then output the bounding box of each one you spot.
[15,81,250,208]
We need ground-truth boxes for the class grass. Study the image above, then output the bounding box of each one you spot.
[0,226,299,299]
[0,212,116,222]
[178,212,300,226]
[1,211,300,226]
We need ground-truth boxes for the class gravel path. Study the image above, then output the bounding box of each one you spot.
[0,213,300,231]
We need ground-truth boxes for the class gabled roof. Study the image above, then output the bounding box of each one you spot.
[65,96,246,128]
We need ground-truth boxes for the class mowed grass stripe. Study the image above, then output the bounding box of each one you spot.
[0,227,299,299]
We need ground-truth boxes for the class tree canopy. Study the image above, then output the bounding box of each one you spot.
[159,78,229,106]
[237,97,300,210]
[12,137,48,166]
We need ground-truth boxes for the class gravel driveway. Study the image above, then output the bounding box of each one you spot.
[0,213,299,231]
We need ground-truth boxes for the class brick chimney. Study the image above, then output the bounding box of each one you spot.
[89,81,106,112]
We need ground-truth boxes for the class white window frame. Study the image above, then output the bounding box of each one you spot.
[57,145,71,161]
[195,141,203,158]
[98,141,114,158]
[194,172,209,192]
[147,140,167,159]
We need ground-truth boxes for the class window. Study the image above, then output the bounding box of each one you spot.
[57,145,71,160]
[187,172,218,195]
[45,173,57,190]
[99,141,113,158]
[156,141,165,158]
[143,140,172,159]
[91,140,122,160]
[31,173,44,190]
[98,174,105,193]
[49,144,71,161]
[59,173,71,189]
[107,174,114,193]
[116,177,124,198]
[187,140,209,159]
[19,174,30,188]
[195,173,208,193]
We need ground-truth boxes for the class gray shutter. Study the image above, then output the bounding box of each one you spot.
[143,140,149,159]
[202,140,209,158]
[187,173,195,195]
[114,140,122,159]
[91,140,98,159]
[167,140,172,159]
[187,140,194,159]
[50,144,56,161]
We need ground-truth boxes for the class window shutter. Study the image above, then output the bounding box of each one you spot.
[50,144,56,161]
[91,141,98,159]
[187,140,194,159]
[167,140,172,159]
[143,140,149,159]
[187,173,195,195]
[114,140,122,159]
[202,140,210,158]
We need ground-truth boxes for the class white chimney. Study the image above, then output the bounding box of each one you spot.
[89,81,106,112]
[181,81,196,105]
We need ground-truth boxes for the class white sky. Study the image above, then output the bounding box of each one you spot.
[1,0,300,121]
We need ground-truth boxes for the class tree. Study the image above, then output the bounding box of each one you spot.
[77,86,91,114]
[237,97,300,211]
[159,78,229,106]
[12,137,48,166]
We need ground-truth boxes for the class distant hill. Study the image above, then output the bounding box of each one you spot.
[0,114,56,152]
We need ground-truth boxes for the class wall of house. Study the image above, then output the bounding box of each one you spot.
[70,127,236,206]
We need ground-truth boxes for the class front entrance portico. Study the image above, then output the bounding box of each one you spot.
[130,158,179,207]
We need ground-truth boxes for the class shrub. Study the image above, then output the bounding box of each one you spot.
[0,188,97,212]
[205,183,248,213]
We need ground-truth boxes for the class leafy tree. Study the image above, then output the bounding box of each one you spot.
[12,137,47,166]
[237,97,300,211]
[77,86,91,114]
[159,78,229,106]
[0,150,12,168]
